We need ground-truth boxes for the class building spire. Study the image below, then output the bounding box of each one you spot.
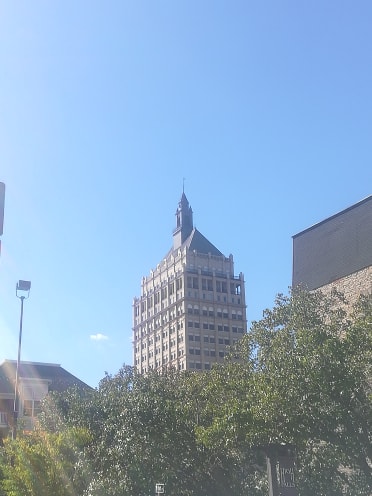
[173,189,193,249]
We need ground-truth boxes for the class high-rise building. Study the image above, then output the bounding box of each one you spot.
[133,192,247,372]
[292,195,372,305]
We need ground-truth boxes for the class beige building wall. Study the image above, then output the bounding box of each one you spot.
[19,378,50,430]
[293,196,372,312]
[316,266,372,310]
[133,194,247,373]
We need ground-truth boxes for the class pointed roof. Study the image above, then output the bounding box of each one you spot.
[185,228,224,256]
[173,191,194,248]
[171,191,224,256]
[179,191,188,206]
[0,360,91,395]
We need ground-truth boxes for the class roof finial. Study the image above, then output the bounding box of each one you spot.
[183,177,186,194]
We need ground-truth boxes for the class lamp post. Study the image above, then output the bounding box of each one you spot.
[0,181,5,257]
[13,280,31,439]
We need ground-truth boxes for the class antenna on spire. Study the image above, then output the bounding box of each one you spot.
[183,177,186,193]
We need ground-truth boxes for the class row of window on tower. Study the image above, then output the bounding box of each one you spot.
[187,322,245,333]
[134,276,243,318]
[135,283,183,315]
[189,349,229,359]
[187,277,241,295]
[187,306,243,319]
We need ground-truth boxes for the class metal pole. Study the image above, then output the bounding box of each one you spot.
[13,296,25,440]
[266,447,279,496]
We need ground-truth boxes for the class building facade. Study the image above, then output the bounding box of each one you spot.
[292,195,372,305]
[133,192,247,373]
[0,360,90,440]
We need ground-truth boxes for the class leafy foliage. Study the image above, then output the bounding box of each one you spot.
[0,427,91,496]
[196,289,372,494]
[1,290,371,495]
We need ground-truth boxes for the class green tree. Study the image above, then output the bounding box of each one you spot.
[3,290,370,496]
[79,366,244,495]
[41,365,263,495]
[196,289,372,495]
[0,427,91,496]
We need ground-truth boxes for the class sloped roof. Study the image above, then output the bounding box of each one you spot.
[165,228,224,260]
[0,360,91,395]
[185,228,224,256]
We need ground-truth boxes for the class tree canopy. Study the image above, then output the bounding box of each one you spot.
[1,289,371,495]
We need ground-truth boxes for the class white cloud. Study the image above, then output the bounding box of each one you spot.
[90,333,109,341]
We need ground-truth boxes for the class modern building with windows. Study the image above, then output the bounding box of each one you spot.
[133,192,247,372]
[292,195,372,305]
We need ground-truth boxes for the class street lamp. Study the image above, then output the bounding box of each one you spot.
[13,280,31,439]
[0,181,5,257]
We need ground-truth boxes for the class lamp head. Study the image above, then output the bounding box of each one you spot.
[16,280,31,299]
[17,280,31,292]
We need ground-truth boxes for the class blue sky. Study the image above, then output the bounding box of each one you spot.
[0,1,371,387]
